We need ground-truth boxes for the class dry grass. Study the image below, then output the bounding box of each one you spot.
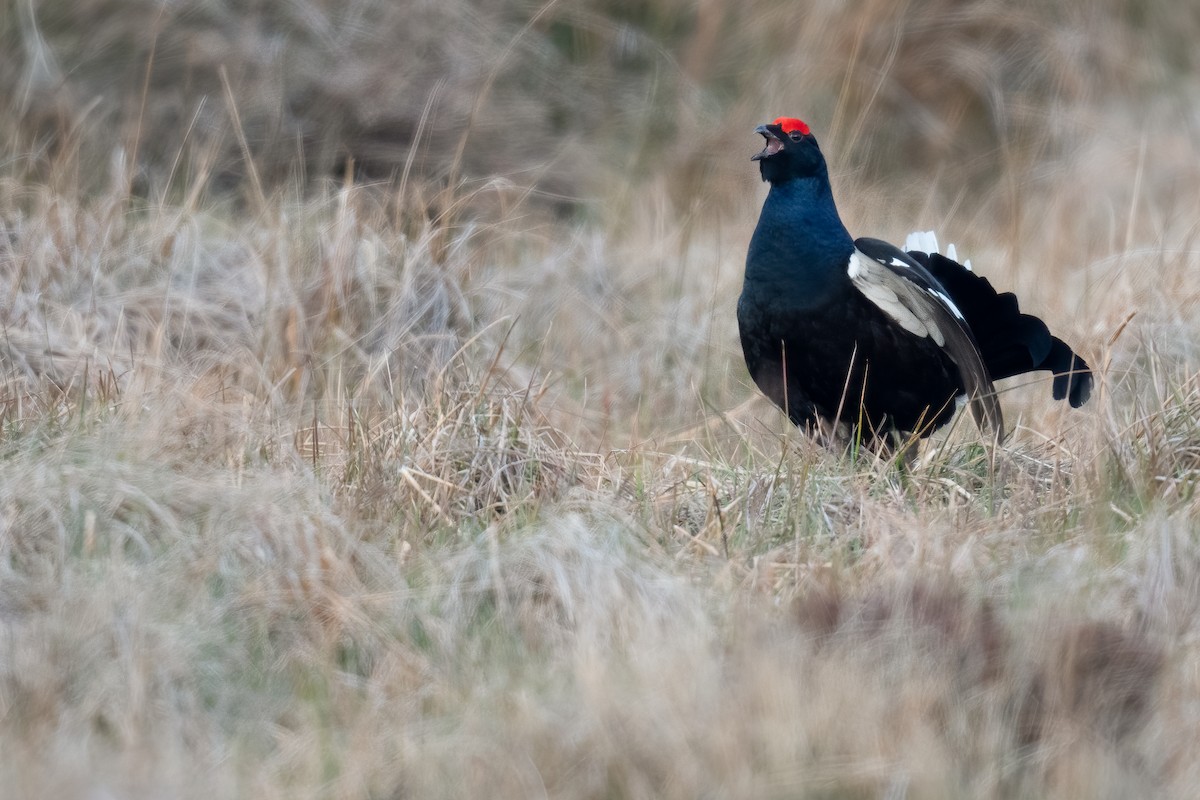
[3,1,1200,798]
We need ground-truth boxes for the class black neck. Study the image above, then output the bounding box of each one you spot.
[746,174,854,289]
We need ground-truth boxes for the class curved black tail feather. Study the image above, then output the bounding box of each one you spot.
[907,250,1093,408]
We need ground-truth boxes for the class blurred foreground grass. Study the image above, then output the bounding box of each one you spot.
[2,1,1200,797]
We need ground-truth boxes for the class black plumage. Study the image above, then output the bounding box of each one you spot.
[738,117,1092,447]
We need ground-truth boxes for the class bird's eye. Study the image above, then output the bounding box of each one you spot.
[789,131,803,141]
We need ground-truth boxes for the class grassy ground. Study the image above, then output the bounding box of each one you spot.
[3,1,1200,798]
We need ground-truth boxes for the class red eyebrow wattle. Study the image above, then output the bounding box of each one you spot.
[773,117,810,136]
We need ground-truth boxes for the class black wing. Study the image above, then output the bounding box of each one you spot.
[851,237,1004,438]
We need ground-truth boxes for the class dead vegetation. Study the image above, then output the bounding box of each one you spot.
[2,1,1200,798]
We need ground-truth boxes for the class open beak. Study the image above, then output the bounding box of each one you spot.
[751,124,785,161]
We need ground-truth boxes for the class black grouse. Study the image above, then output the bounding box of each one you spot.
[738,116,1092,448]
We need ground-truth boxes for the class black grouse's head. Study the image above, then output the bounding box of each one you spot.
[752,117,827,185]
